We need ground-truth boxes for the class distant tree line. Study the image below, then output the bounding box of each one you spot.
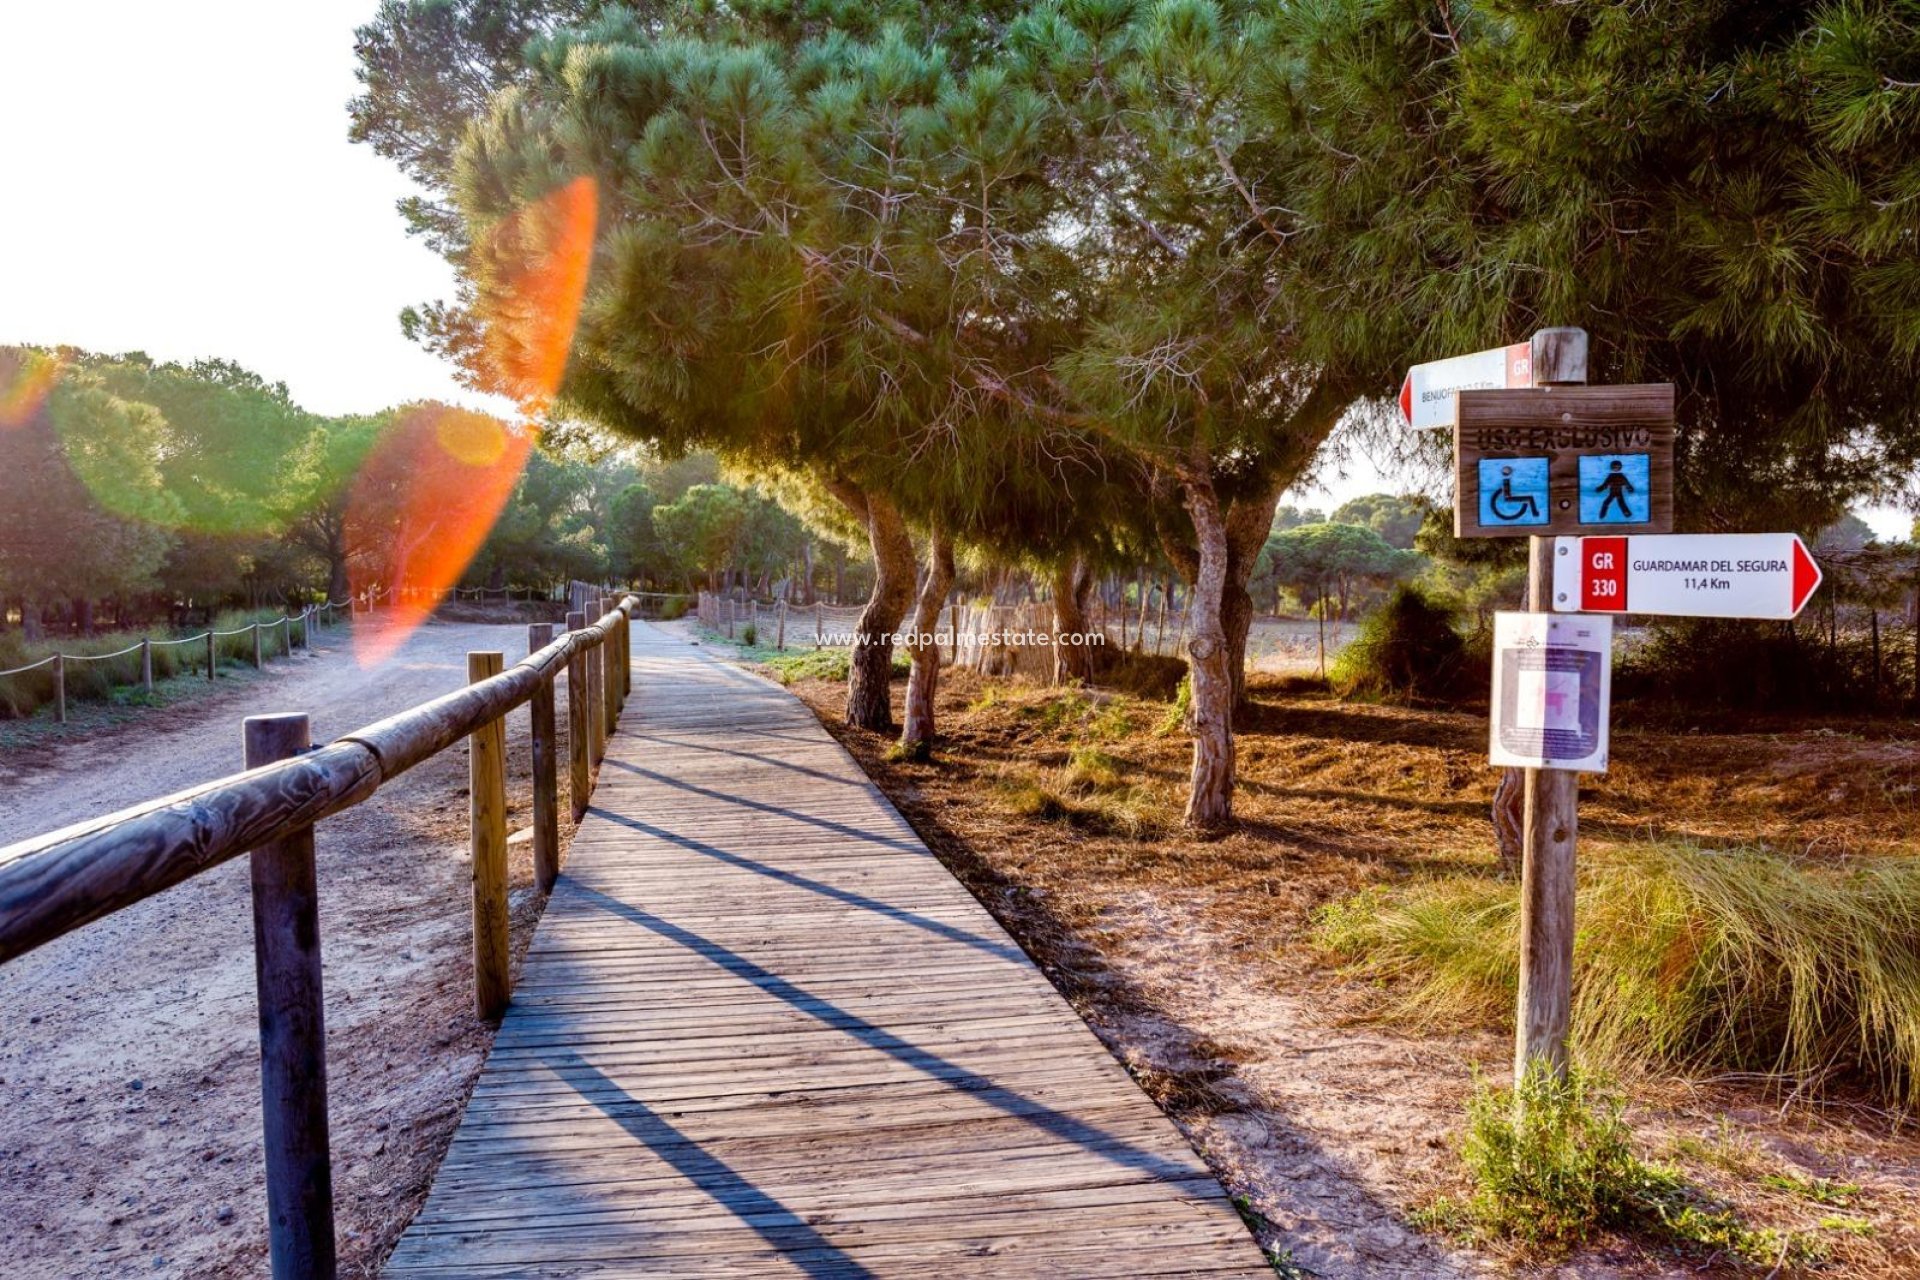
[0,346,875,642]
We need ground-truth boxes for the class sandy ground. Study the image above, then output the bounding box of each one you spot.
[0,614,572,1279]
[755,648,1920,1279]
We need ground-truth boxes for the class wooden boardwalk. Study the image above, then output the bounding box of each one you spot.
[385,623,1266,1277]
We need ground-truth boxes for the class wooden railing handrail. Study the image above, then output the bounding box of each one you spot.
[0,598,635,967]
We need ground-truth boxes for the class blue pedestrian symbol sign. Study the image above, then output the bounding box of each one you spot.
[1578,453,1651,524]
[1478,457,1549,528]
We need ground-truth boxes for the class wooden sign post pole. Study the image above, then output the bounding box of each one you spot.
[1515,326,1587,1086]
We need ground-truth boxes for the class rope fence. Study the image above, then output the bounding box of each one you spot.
[0,602,354,725]
[3,583,631,726]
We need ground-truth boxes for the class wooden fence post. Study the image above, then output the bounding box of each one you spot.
[601,600,620,734]
[776,598,787,651]
[1513,326,1588,1088]
[140,638,153,693]
[586,605,606,767]
[468,652,510,1021]
[207,630,217,681]
[816,601,823,649]
[243,713,337,1280]
[52,653,65,723]
[565,611,590,821]
[528,624,559,894]
[617,603,632,702]
[253,622,264,670]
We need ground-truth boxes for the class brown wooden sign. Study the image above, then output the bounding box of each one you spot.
[1453,384,1675,538]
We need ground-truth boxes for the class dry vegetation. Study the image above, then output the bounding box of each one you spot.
[777,661,1920,1277]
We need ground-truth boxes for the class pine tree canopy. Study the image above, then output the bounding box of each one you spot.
[1252,0,1920,530]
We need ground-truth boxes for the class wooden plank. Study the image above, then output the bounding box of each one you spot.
[384,622,1263,1276]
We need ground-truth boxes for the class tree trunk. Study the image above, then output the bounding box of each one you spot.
[1315,591,1327,680]
[1050,555,1097,683]
[1181,472,1236,830]
[21,596,43,643]
[900,529,956,757]
[73,596,94,636]
[827,481,916,732]
[1492,768,1524,874]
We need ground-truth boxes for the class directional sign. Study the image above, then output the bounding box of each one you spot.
[1550,533,1823,620]
[1454,384,1675,537]
[1399,342,1532,430]
[1490,612,1612,772]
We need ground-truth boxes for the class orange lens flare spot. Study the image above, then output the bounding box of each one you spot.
[339,179,595,666]
[0,349,63,429]
[345,404,535,668]
[476,175,598,412]
[435,409,510,468]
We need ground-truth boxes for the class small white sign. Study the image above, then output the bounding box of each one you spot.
[1398,342,1531,430]
[1490,612,1612,772]
[1550,533,1822,620]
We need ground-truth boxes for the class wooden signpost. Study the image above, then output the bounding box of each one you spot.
[1453,383,1676,537]
[1415,326,1830,1090]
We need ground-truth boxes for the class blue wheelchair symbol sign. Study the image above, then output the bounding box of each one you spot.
[1578,453,1650,524]
[1478,457,1549,527]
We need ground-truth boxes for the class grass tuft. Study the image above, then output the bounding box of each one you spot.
[1420,1064,1811,1265]
[1318,840,1920,1106]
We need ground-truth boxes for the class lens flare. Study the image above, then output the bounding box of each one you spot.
[344,176,598,666]
[0,348,63,429]
[346,404,534,667]
[476,175,598,413]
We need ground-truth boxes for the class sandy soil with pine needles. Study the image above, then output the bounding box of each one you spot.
[775,660,1920,1278]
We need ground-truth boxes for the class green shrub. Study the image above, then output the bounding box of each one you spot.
[1318,841,1920,1105]
[1331,583,1471,702]
[1425,1065,1797,1263]
[740,622,758,647]
[658,594,690,621]
[1454,1065,1648,1247]
[1617,616,1914,716]
[754,647,901,685]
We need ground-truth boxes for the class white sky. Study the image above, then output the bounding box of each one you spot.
[0,1,481,417]
[0,4,1909,539]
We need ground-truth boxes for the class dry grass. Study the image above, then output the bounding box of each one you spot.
[784,665,1920,1277]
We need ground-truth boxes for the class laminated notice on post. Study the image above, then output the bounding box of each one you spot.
[1489,612,1612,773]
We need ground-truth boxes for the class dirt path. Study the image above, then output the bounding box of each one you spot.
[0,616,570,1278]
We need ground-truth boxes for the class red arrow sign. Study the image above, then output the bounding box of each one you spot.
[1791,537,1822,617]
[1398,342,1531,429]
[1552,533,1823,620]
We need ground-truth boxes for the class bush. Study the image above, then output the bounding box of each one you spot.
[1454,1065,1648,1247]
[1424,1064,1794,1264]
[658,594,690,621]
[740,622,758,647]
[1617,615,1916,716]
[1318,840,1920,1106]
[1331,583,1471,702]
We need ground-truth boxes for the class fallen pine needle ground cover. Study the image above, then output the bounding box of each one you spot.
[769,658,1920,1278]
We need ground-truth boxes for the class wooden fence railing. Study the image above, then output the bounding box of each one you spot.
[0,594,637,1280]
